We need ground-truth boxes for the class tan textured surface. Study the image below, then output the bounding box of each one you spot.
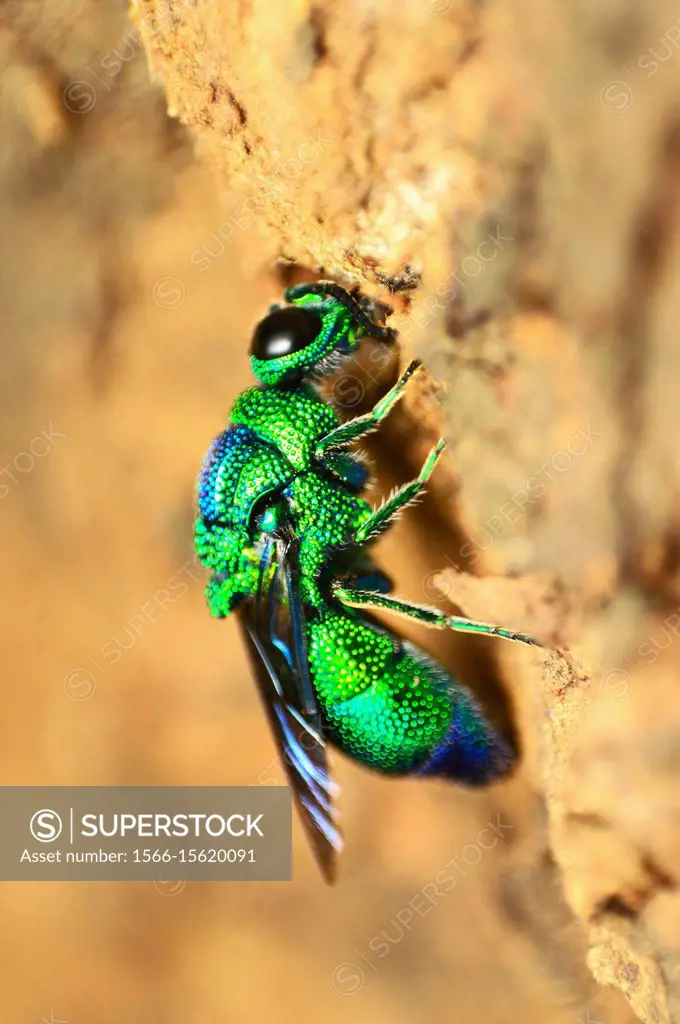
[133,0,680,1020]
[0,0,678,1021]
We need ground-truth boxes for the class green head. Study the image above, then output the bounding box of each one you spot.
[249,281,395,387]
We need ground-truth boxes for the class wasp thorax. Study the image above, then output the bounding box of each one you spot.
[250,307,322,361]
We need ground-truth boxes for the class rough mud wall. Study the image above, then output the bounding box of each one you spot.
[134,1,680,1021]
[3,2,639,1022]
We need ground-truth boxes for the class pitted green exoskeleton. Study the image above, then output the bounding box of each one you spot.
[195,281,540,882]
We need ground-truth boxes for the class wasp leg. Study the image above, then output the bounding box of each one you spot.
[352,439,446,545]
[331,586,542,649]
[315,360,422,457]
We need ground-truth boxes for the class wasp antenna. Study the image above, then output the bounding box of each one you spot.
[285,281,396,342]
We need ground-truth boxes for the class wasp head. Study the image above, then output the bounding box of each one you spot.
[249,281,395,387]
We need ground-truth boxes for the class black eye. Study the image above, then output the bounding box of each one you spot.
[250,307,323,360]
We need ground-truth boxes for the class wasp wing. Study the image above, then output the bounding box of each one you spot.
[238,533,342,883]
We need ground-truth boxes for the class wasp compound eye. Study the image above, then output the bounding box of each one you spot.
[250,307,323,361]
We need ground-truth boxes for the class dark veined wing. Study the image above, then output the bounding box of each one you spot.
[237,531,342,883]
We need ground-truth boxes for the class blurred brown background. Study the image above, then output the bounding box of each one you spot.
[1,1,678,1023]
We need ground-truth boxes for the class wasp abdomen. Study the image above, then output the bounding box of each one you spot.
[308,610,513,784]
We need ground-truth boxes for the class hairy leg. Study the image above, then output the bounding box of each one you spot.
[316,360,421,457]
[332,586,541,648]
[353,439,446,545]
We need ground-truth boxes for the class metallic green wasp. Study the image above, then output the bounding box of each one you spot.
[195,281,539,882]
